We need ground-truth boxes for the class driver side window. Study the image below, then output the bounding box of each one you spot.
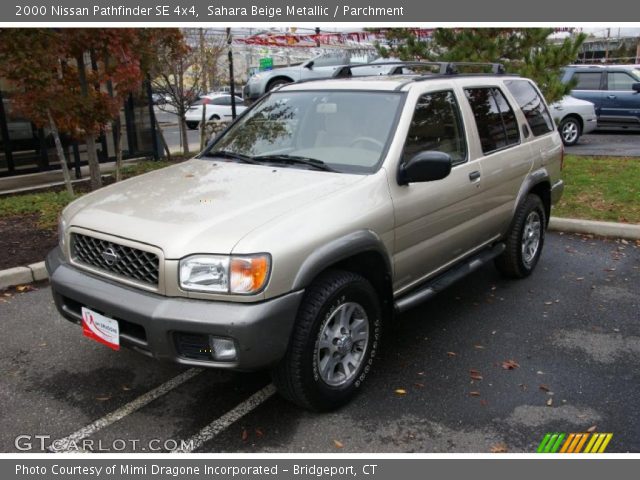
[402,90,467,166]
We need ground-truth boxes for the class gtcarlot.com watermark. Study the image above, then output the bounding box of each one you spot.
[15,435,194,452]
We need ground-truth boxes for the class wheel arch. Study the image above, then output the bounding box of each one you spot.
[291,230,394,319]
[266,76,294,90]
[561,113,583,131]
[513,170,551,227]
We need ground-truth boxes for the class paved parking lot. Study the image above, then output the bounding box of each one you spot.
[3,232,636,453]
[566,130,640,157]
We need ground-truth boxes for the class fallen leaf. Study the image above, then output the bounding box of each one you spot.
[491,443,508,453]
[121,385,131,391]
[469,369,483,381]
[16,285,31,292]
[546,398,553,406]
[255,428,264,438]
[587,425,597,433]
[95,395,111,401]
[241,429,249,442]
[501,359,520,370]
[469,391,481,397]
[446,352,457,357]
[519,383,528,391]
[474,344,485,349]
[576,277,585,281]
[604,267,616,272]
[537,371,544,375]
[394,389,407,396]
[539,384,551,392]
[185,174,195,178]
[544,301,553,305]
[333,439,344,449]
[417,371,425,376]
[414,383,425,388]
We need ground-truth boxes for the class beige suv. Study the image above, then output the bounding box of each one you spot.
[47,64,564,411]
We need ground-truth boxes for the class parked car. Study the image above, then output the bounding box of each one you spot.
[549,95,597,146]
[243,50,381,100]
[185,94,246,129]
[562,65,640,130]
[47,64,563,411]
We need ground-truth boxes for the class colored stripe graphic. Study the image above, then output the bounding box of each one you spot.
[539,433,613,453]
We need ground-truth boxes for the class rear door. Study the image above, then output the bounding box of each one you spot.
[600,70,640,127]
[569,70,605,114]
[461,84,533,239]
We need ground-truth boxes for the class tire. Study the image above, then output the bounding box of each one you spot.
[266,78,292,92]
[186,121,199,130]
[495,194,546,279]
[559,116,581,146]
[272,270,382,411]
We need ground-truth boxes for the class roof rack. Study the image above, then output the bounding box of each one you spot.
[332,61,507,78]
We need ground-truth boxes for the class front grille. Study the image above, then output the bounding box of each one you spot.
[72,233,159,287]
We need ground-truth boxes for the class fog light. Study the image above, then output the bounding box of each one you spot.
[209,336,237,361]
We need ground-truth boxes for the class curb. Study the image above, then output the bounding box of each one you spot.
[0,261,47,290]
[548,217,640,240]
[1,217,638,291]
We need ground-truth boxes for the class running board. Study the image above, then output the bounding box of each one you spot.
[394,243,506,314]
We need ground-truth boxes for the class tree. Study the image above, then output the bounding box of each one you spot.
[375,28,586,103]
[149,30,203,156]
[0,29,146,190]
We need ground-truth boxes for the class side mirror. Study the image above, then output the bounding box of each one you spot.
[304,61,314,70]
[632,82,640,93]
[398,151,452,185]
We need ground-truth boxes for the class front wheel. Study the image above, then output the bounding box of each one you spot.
[559,116,581,146]
[272,270,382,411]
[186,121,199,130]
[495,194,546,278]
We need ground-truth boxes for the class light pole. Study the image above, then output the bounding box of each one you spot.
[227,27,237,119]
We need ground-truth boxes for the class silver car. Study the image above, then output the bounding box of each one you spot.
[243,50,380,100]
[550,95,597,146]
[48,66,563,411]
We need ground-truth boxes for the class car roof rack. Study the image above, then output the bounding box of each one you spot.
[332,61,507,78]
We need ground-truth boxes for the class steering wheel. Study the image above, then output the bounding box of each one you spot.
[350,137,385,149]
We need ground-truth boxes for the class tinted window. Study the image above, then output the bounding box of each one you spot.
[465,87,520,154]
[608,72,636,90]
[403,90,467,165]
[505,80,554,136]
[573,72,602,90]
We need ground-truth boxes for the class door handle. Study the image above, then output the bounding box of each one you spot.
[469,171,481,182]
[607,95,617,99]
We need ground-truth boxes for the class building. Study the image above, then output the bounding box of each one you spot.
[0,78,158,178]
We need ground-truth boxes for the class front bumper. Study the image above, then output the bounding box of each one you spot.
[46,247,303,371]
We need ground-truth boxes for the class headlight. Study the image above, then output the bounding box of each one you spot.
[179,254,270,294]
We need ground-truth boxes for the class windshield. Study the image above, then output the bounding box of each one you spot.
[631,69,640,81]
[205,90,403,174]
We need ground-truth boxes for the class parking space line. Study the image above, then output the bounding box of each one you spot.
[174,384,277,453]
[49,368,203,452]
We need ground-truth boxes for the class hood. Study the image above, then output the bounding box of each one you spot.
[64,159,364,258]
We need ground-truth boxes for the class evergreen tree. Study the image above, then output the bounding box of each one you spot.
[375,28,586,103]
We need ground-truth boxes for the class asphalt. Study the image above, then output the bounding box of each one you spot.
[2,232,637,453]
[566,130,640,157]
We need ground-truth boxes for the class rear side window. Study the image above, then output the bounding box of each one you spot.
[402,90,467,165]
[573,72,602,90]
[505,80,554,137]
[464,87,520,154]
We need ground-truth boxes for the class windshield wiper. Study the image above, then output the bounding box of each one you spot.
[254,154,338,172]
[204,150,262,165]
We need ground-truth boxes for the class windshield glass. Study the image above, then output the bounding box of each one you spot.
[205,90,403,174]
[631,69,640,81]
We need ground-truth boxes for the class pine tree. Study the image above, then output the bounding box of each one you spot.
[375,28,586,103]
